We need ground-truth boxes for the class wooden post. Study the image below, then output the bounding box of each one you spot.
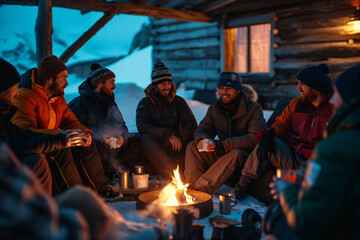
[35,0,53,64]
[59,7,118,63]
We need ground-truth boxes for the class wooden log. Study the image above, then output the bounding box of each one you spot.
[155,26,219,43]
[35,0,52,63]
[60,7,118,63]
[275,25,360,44]
[154,37,220,50]
[171,68,220,80]
[274,42,360,59]
[197,0,236,13]
[276,8,353,30]
[275,32,360,45]
[154,21,218,34]
[161,59,220,69]
[153,46,220,60]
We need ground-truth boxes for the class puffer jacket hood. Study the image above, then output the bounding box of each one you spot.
[144,82,176,104]
[19,68,36,89]
[216,84,258,103]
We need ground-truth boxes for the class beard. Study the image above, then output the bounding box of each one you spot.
[100,85,114,96]
[48,80,64,97]
[301,89,318,103]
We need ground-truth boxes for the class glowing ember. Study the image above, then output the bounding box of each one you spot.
[159,165,196,206]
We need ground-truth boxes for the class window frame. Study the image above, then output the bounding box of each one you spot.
[221,13,275,77]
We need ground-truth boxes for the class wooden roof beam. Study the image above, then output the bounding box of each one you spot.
[0,0,214,22]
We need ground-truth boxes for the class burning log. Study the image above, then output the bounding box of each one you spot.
[175,189,187,204]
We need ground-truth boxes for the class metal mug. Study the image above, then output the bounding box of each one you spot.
[219,193,237,215]
[173,207,193,240]
[134,165,144,174]
[119,170,129,189]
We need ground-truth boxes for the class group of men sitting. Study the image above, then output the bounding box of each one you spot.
[1,55,360,239]
[0,55,336,201]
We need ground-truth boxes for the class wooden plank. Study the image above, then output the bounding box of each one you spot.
[35,0,52,64]
[276,24,360,44]
[174,78,219,90]
[154,37,220,50]
[60,7,118,63]
[223,28,234,71]
[152,18,185,26]
[161,59,220,69]
[171,68,220,80]
[155,26,219,43]
[154,21,218,33]
[153,46,220,60]
[275,32,360,45]
[198,0,236,13]
[163,0,192,9]
[274,42,360,59]
[276,8,353,30]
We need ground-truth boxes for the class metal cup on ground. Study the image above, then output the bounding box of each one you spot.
[134,165,144,174]
[173,207,193,240]
[219,193,233,215]
[119,170,129,189]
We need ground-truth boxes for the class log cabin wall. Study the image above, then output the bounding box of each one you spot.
[151,4,360,109]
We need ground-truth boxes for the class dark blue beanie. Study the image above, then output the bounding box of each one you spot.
[218,71,243,90]
[335,64,360,103]
[297,64,332,93]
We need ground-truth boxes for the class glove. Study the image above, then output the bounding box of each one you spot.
[214,140,225,156]
[257,129,276,161]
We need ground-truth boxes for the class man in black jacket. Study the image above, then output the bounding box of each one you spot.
[0,58,85,195]
[136,62,197,180]
[69,63,151,178]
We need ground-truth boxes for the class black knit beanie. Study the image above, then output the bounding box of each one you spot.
[296,64,332,93]
[151,62,172,86]
[87,63,115,88]
[335,64,360,103]
[38,55,67,82]
[218,71,243,90]
[0,58,20,93]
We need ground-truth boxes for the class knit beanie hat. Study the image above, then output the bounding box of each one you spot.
[0,58,20,93]
[38,55,67,82]
[296,64,332,93]
[335,64,360,103]
[218,71,243,90]
[87,63,115,88]
[151,62,172,86]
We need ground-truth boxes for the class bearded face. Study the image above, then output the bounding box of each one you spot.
[297,81,319,103]
[48,70,68,97]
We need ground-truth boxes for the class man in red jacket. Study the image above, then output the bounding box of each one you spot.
[233,64,334,200]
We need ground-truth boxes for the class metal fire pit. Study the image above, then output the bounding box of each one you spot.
[136,189,213,219]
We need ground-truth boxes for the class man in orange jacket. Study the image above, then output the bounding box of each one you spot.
[12,55,120,201]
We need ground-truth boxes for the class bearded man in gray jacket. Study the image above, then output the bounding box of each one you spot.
[184,71,266,194]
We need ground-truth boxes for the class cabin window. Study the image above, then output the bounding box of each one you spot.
[224,21,273,76]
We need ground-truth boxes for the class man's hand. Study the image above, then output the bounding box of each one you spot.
[105,137,124,149]
[197,139,215,152]
[61,129,83,148]
[82,132,92,147]
[169,135,182,151]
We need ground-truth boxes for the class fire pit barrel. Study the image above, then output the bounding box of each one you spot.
[136,189,213,219]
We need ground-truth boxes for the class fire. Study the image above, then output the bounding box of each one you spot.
[159,165,196,206]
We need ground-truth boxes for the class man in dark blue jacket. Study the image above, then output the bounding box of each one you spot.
[69,63,152,178]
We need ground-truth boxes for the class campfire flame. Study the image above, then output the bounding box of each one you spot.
[160,165,196,206]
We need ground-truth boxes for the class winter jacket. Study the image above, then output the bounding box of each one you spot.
[68,80,128,143]
[136,82,197,143]
[195,84,266,153]
[0,101,66,158]
[11,68,89,135]
[271,89,333,160]
[281,96,360,240]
